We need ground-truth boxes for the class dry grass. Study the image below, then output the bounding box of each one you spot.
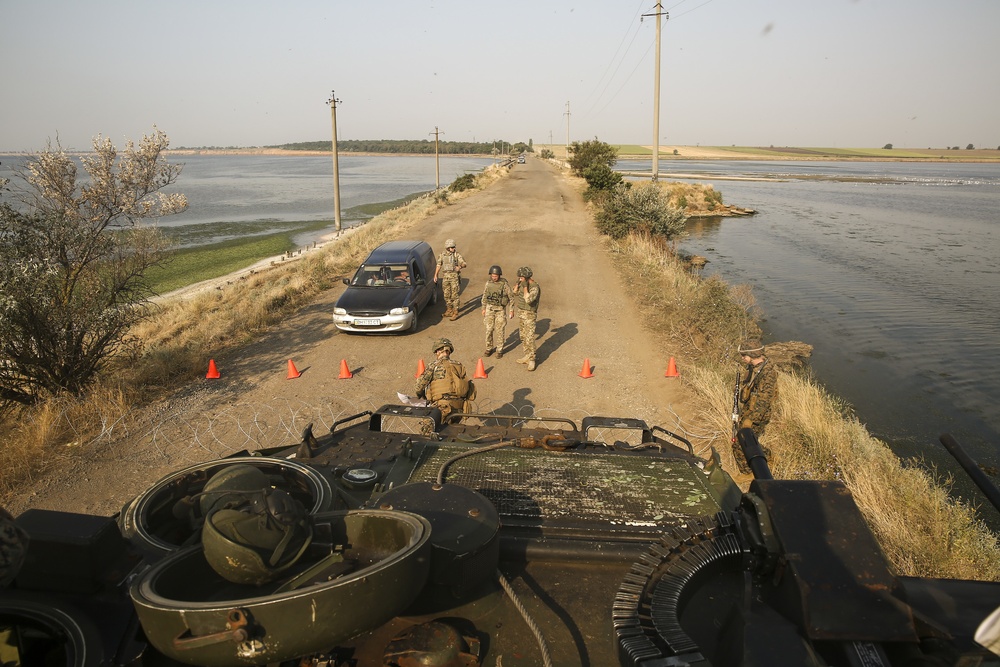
[606,231,759,367]
[772,372,1000,580]
[0,166,510,503]
[605,226,1000,581]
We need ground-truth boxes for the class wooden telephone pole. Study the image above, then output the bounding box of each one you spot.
[643,3,668,181]
[327,90,343,231]
[430,126,443,189]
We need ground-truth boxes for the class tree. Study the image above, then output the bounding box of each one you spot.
[966,143,975,150]
[0,128,186,405]
[595,182,687,241]
[883,143,893,150]
[567,137,618,178]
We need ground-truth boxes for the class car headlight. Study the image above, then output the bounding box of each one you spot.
[389,307,410,316]
[333,308,347,316]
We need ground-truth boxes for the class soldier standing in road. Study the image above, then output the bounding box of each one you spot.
[415,338,475,420]
[513,266,541,371]
[732,339,777,472]
[434,239,467,321]
[481,265,514,358]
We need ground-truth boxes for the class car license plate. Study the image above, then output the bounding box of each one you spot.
[355,318,381,326]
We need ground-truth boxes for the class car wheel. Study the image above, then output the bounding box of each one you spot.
[408,310,419,333]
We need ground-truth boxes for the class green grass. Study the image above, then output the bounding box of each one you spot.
[614,144,653,156]
[148,233,299,293]
[145,192,430,294]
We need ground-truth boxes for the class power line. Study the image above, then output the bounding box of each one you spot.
[580,0,648,114]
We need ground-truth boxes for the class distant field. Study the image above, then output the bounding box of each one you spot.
[622,145,1000,161]
[536,143,1000,161]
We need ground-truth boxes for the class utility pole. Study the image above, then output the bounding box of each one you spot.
[564,101,571,159]
[430,126,443,189]
[327,90,343,231]
[643,3,668,182]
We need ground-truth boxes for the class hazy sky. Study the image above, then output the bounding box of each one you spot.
[1,0,996,152]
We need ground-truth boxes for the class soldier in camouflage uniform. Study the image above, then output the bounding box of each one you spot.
[481,265,514,358]
[415,338,475,420]
[434,239,467,321]
[733,339,777,473]
[513,266,541,371]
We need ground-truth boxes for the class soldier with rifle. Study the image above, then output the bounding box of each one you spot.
[731,339,777,473]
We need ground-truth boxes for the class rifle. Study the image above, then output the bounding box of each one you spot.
[731,369,741,444]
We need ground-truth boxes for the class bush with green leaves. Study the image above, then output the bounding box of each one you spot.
[540,149,555,159]
[582,163,624,201]
[449,173,476,192]
[568,138,618,178]
[595,182,687,241]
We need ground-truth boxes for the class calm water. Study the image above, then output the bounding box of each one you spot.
[158,154,495,246]
[623,159,1000,489]
[1,153,495,247]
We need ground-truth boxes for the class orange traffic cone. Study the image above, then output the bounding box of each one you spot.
[206,359,221,379]
[664,357,680,377]
[287,359,302,379]
[474,358,488,379]
[338,359,353,379]
[578,358,594,378]
[414,359,426,378]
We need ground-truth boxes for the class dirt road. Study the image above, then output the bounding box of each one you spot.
[11,158,699,516]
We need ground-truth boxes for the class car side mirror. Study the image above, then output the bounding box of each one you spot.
[343,278,350,286]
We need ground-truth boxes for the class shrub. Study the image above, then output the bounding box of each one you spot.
[540,149,555,159]
[595,182,687,240]
[449,173,476,192]
[582,163,624,201]
[568,138,618,178]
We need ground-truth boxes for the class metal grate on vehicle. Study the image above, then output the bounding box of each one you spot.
[406,444,721,527]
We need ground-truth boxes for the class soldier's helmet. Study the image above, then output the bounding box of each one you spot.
[445,239,456,249]
[489,265,502,276]
[202,487,313,586]
[432,337,454,354]
[517,266,533,278]
[738,339,765,358]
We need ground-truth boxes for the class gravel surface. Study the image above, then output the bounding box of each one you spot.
[9,158,699,516]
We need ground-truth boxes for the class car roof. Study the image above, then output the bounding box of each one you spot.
[364,240,430,264]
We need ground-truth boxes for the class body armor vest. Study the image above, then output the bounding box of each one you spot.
[484,279,510,307]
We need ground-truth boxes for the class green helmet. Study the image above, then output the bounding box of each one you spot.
[432,337,454,354]
[202,487,313,586]
[198,464,270,517]
[489,265,502,276]
[517,266,533,279]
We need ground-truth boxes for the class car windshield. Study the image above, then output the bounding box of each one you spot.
[352,265,411,287]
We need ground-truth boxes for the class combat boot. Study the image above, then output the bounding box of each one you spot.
[495,349,504,359]
[516,356,529,364]
[449,310,459,321]
[527,359,536,371]
[485,348,495,357]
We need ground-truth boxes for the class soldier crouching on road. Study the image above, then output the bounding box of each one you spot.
[415,338,476,420]
[481,265,514,358]
[732,338,777,473]
[434,239,467,321]
[513,266,541,371]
